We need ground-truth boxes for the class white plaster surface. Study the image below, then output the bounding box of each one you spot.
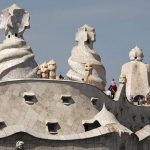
[67,24,106,91]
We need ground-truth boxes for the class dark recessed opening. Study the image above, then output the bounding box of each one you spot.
[83,120,101,132]
[133,95,144,105]
[8,35,10,38]
[0,119,6,129]
[61,95,74,105]
[46,119,60,134]
[23,92,37,105]
[91,97,99,105]
[46,120,60,134]
[140,126,143,129]
[87,39,90,44]
[47,123,57,134]
[24,95,36,104]
[15,33,18,37]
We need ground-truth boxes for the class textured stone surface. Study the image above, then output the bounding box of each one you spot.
[84,63,93,84]
[0,132,140,150]
[37,62,49,78]
[67,24,106,91]
[0,79,99,135]
[82,105,132,136]
[47,59,57,79]
[0,79,149,136]
[120,46,150,99]
[135,125,150,141]
[0,4,29,37]
[0,4,149,150]
[0,4,38,80]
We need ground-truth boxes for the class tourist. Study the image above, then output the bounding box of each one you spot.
[59,74,64,80]
[108,79,117,99]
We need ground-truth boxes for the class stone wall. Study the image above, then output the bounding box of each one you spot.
[0,79,149,135]
[0,132,139,150]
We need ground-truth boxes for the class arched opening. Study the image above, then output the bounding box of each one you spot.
[133,95,145,105]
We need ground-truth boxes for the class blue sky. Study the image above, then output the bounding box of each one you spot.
[0,0,150,87]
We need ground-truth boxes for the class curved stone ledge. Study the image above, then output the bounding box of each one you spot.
[135,125,150,141]
[0,124,133,141]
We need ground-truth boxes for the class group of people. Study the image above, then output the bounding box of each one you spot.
[37,60,64,80]
[138,98,150,105]
[130,93,150,106]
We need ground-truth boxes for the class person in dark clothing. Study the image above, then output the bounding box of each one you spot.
[108,79,117,99]
[59,74,64,79]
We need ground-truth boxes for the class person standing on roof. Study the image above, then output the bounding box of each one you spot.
[108,79,117,99]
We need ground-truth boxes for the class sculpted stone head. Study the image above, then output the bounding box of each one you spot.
[16,141,24,150]
[39,62,48,72]
[47,59,57,79]
[129,46,144,61]
[0,4,30,38]
[39,62,49,78]
[47,59,56,71]
[84,63,93,84]
[75,24,96,45]
[119,74,126,84]
[85,63,93,72]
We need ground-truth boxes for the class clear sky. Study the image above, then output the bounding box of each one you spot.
[0,0,150,87]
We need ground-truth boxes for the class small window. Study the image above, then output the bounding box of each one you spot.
[83,120,101,131]
[46,119,60,134]
[15,33,18,37]
[61,95,74,105]
[0,119,6,129]
[23,92,37,105]
[91,97,99,105]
